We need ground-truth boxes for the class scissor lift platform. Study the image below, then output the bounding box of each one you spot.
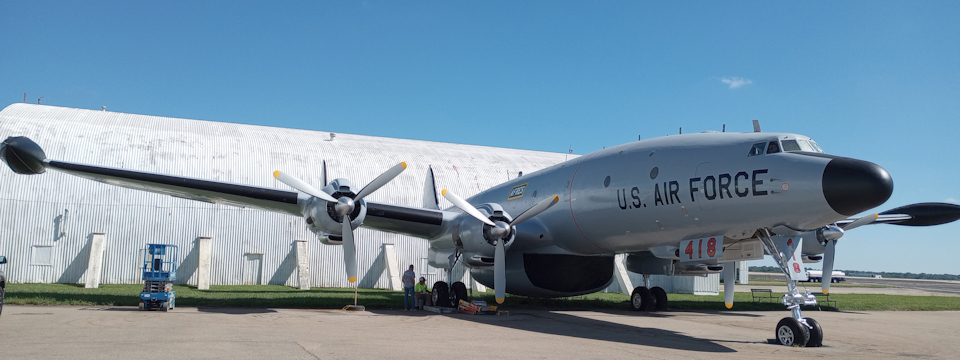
[139,244,178,311]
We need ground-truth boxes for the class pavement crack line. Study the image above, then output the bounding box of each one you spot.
[297,342,321,360]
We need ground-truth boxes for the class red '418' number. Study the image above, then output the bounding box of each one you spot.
[680,236,724,262]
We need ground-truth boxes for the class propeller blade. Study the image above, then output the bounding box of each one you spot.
[509,195,560,226]
[821,240,836,294]
[442,189,495,226]
[495,239,506,304]
[843,213,878,231]
[723,263,735,309]
[274,170,338,203]
[342,217,358,283]
[355,162,407,200]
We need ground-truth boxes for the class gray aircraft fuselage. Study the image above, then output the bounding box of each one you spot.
[454,131,890,256]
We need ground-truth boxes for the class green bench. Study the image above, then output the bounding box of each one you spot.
[812,292,837,309]
[751,288,778,303]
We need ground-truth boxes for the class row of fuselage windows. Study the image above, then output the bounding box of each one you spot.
[748,139,823,156]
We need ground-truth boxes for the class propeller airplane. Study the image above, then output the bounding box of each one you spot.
[2,120,958,347]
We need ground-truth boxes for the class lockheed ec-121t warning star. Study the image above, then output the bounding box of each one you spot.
[2,120,958,347]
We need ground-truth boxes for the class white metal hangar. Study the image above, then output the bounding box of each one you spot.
[0,103,576,290]
[0,103,720,295]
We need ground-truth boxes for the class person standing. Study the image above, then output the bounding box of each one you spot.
[402,264,416,310]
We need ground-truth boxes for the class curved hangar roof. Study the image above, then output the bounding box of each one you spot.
[0,103,570,201]
[0,103,573,287]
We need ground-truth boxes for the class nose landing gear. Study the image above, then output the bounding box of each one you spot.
[758,229,824,347]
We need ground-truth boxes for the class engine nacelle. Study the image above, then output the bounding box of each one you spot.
[302,178,366,245]
[471,250,615,298]
[454,203,516,260]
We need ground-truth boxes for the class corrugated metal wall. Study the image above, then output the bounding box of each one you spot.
[0,104,572,289]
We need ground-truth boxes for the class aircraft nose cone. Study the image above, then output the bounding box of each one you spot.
[821,157,893,216]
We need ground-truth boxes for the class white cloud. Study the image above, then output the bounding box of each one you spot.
[946,198,959,204]
[720,77,752,89]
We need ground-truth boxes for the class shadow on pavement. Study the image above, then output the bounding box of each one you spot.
[370,308,737,353]
[197,307,278,314]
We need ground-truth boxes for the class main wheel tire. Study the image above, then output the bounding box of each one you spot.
[451,281,468,306]
[160,301,169,312]
[138,302,144,311]
[805,317,823,347]
[0,286,5,316]
[776,317,810,347]
[651,286,668,311]
[432,281,449,307]
[630,287,654,311]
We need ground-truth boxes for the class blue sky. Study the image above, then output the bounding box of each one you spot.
[2,1,958,274]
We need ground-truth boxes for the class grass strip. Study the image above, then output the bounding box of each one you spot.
[5,283,959,311]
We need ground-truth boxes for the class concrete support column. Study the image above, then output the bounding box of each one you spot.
[737,260,749,284]
[383,243,402,291]
[471,276,487,292]
[84,233,106,288]
[295,240,310,290]
[613,254,634,296]
[197,237,212,290]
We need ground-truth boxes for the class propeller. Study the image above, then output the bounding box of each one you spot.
[819,213,876,294]
[275,162,407,283]
[814,204,960,295]
[442,189,559,304]
[274,170,337,202]
[842,213,878,231]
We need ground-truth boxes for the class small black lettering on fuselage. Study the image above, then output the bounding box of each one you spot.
[617,187,643,209]
[619,169,770,210]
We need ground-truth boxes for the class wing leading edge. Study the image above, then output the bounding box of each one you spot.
[45,159,303,216]
[2,136,456,240]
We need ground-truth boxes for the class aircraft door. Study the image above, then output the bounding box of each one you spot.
[695,162,715,211]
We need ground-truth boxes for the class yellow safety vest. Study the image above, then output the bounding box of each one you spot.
[415,283,430,293]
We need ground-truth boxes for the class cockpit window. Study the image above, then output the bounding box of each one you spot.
[780,139,825,153]
[796,140,816,152]
[748,142,765,156]
[766,141,781,154]
[808,140,824,153]
[781,140,801,152]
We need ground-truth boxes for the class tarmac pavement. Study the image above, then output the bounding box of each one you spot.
[1,305,958,359]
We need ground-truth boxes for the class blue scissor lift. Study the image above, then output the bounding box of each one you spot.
[139,244,178,311]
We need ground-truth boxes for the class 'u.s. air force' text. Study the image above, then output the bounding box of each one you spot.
[617,169,770,210]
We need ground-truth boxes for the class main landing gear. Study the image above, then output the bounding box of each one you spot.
[630,275,668,312]
[759,230,823,347]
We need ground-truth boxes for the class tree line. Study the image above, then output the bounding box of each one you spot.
[749,266,960,281]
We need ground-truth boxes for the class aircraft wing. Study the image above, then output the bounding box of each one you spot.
[44,159,304,216]
[2,136,456,240]
[45,159,458,239]
[363,201,456,239]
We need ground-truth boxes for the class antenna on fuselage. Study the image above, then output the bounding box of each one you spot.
[679,127,682,134]
[723,124,726,132]
[752,119,761,132]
